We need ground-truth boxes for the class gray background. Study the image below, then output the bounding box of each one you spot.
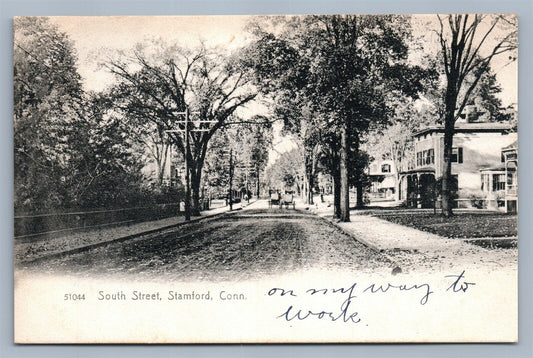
[1,0,531,356]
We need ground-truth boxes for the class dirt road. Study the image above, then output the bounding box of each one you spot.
[19,208,392,281]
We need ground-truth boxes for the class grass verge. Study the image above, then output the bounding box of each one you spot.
[372,211,517,238]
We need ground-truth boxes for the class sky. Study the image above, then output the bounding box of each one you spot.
[50,15,254,93]
[50,14,518,107]
[49,15,518,165]
[50,15,298,165]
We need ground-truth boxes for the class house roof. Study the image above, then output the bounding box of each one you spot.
[480,167,507,173]
[368,173,388,178]
[414,122,512,137]
[400,167,435,175]
[502,140,518,152]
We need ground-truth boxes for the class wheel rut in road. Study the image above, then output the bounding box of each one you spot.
[22,208,392,280]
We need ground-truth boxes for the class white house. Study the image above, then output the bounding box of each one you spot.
[398,119,517,210]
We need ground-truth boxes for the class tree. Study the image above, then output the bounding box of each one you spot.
[248,15,430,221]
[264,148,305,194]
[468,69,513,122]
[14,17,150,212]
[435,14,517,216]
[365,92,439,203]
[243,117,273,198]
[243,22,324,204]
[105,42,257,215]
[273,97,325,204]
[203,127,232,201]
[14,17,84,211]
[203,117,272,202]
[69,93,149,209]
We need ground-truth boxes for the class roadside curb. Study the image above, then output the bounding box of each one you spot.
[461,236,518,249]
[18,210,231,266]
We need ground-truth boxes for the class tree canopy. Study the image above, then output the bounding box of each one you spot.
[104,41,259,214]
[435,14,517,216]
[14,18,158,212]
[13,14,517,220]
[247,15,432,220]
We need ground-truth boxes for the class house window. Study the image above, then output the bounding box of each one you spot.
[416,149,435,167]
[425,149,434,165]
[507,173,514,186]
[381,164,391,173]
[451,147,463,163]
[493,174,506,191]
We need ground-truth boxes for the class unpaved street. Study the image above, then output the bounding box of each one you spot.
[19,208,392,281]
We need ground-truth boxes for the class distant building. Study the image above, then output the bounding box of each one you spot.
[502,141,518,212]
[398,119,517,211]
[480,140,518,212]
[367,159,397,203]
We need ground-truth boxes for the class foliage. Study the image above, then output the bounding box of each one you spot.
[365,94,438,185]
[434,14,517,216]
[247,15,433,216]
[468,69,513,122]
[14,17,84,211]
[347,148,372,191]
[248,15,431,138]
[68,94,150,209]
[14,17,158,213]
[104,41,258,213]
[203,117,272,199]
[264,148,305,193]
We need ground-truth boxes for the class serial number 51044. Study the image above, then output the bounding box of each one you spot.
[64,293,86,301]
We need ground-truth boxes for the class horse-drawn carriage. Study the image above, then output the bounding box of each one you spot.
[280,193,295,209]
[269,192,295,209]
[269,192,280,208]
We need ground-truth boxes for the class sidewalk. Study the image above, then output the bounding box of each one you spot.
[308,199,517,274]
[15,201,250,264]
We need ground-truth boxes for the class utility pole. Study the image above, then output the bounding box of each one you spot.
[245,168,249,203]
[184,108,191,221]
[165,108,216,221]
[229,148,234,211]
[256,164,260,199]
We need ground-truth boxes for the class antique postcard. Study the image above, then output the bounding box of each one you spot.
[14,14,518,343]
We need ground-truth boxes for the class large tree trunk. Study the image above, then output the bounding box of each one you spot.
[441,87,458,217]
[156,143,169,187]
[307,172,314,205]
[307,150,317,205]
[356,180,364,208]
[302,173,307,201]
[333,170,341,219]
[190,170,202,216]
[190,155,205,216]
[256,166,260,198]
[353,138,365,209]
[339,123,350,222]
[441,125,454,216]
[189,138,211,216]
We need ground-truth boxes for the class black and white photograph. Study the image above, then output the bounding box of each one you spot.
[13,14,518,343]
